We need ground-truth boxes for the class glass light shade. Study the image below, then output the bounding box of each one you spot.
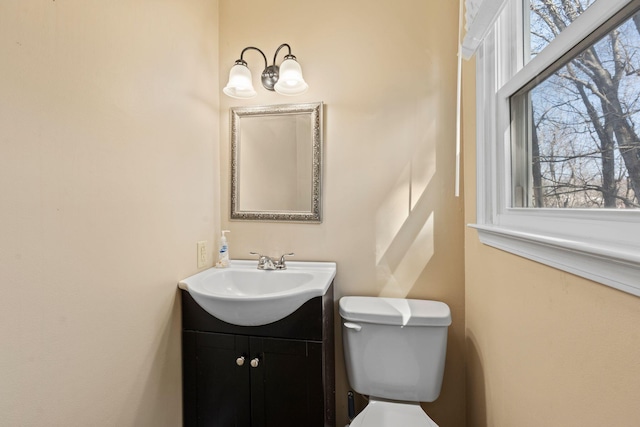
[223,64,257,99]
[274,58,308,95]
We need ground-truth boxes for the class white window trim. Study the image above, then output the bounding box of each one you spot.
[471,0,640,297]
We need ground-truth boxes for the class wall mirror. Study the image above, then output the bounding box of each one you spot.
[230,102,323,222]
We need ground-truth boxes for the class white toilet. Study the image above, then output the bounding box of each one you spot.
[339,296,451,427]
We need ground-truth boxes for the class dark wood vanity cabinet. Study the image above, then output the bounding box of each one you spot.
[181,285,335,427]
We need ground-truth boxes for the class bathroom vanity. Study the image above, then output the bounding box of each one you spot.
[180,284,335,426]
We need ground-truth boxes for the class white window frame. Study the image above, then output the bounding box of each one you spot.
[471,0,640,296]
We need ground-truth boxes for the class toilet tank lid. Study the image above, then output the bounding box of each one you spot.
[339,296,451,327]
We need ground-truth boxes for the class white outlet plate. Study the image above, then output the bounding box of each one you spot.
[197,241,207,269]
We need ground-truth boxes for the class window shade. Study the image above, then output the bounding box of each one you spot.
[461,0,509,59]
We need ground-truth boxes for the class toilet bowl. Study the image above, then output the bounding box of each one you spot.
[340,296,451,427]
[349,399,438,427]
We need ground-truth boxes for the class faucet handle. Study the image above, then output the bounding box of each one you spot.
[277,253,295,269]
[250,251,266,267]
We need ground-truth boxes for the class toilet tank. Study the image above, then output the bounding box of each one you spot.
[339,296,451,402]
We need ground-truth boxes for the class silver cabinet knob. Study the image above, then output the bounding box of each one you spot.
[250,358,260,368]
[236,356,245,366]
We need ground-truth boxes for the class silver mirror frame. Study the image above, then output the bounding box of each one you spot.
[230,102,323,222]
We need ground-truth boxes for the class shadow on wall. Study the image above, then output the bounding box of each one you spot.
[122,292,182,426]
[375,116,437,297]
[466,331,487,427]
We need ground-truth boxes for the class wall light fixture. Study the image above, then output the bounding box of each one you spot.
[223,43,308,99]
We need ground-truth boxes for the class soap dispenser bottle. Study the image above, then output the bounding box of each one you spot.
[216,230,231,268]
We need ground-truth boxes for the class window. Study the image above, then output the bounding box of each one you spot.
[515,1,640,209]
[472,0,640,295]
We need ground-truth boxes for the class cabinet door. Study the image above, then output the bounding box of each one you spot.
[249,337,324,427]
[187,331,251,427]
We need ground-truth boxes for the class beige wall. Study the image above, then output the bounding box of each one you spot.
[0,1,219,425]
[462,57,640,426]
[219,1,465,425]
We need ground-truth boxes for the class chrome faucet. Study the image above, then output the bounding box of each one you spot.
[250,252,294,270]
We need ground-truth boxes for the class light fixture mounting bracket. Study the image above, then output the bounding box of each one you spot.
[261,65,279,91]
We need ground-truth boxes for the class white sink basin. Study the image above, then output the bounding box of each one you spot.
[178,260,336,326]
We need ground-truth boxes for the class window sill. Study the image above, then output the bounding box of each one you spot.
[469,223,640,297]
